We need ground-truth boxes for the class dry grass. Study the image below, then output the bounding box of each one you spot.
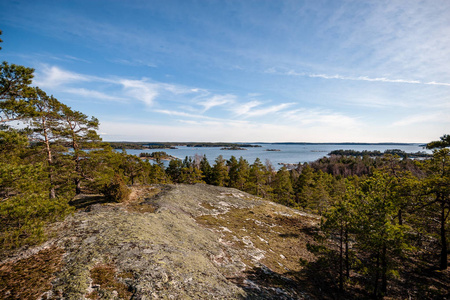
[122,186,161,213]
[86,263,133,299]
[196,202,320,278]
[0,246,64,300]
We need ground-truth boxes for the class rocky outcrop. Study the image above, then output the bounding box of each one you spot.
[0,184,320,299]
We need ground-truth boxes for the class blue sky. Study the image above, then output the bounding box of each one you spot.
[1,0,449,142]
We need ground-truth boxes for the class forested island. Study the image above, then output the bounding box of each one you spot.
[220,146,247,150]
[329,148,432,158]
[139,151,177,161]
[1,33,449,299]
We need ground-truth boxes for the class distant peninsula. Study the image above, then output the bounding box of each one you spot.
[108,142,262,149]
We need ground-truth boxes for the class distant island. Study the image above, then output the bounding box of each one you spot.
[139,151,177,161]
[221,146,247,150]
[108,142,262,149]
[328,149,432,158]
[188,143,261,148]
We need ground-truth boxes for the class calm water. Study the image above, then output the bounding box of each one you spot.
[125,143,430,169]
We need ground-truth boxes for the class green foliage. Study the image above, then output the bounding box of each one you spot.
[426,134,450,149]
[0,193,73,249]
[101,174,130,203]
[0,61,35,124]
[272,167,294,206]
[199,155,212,184]
[211,155,229,186]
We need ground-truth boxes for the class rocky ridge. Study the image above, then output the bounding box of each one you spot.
[0,184,320,299]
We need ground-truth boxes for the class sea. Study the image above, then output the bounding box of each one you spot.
[124,143,431,170]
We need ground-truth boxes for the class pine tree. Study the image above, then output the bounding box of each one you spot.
[321,178,359,292]
[28,87,64,199]
[248,158,269,197]
[199,155,212,184]
[272,167,294,206]
[227,156,239,188]
[421,144,450,270]
[58,103,101,194]
[211,155,229,187]
[355,171,412,297]
[236,156,250,191]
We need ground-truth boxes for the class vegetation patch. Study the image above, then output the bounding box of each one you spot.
[0,246,64,299]
[86,263,133,299]
[123,186,160,213]
[196,202,319,280]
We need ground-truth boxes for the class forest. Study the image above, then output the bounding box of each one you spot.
[1,32,449,298]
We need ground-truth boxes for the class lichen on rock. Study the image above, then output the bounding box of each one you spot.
[0,184,319,299]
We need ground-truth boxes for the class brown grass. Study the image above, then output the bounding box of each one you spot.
[196,203,320,277]
[86,263,132,299]
[0,246,64,300]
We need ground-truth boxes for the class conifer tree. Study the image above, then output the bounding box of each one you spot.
[422,135,450,270]
[272,167,294,206]
[227,156,239,188]
[167,159,182,183]
[321,178,359,292]
[58,103,101,194]
[28,87,64,199]
[211,155,229,187]
[236,156,250,191]
[199,155,212,184]
[0,62,34,124]
[355,171,412,297]
[248,158,269,197]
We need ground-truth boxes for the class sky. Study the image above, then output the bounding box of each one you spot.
[0,0,449,143]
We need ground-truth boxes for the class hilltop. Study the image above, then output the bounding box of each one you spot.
[1,184,320,299]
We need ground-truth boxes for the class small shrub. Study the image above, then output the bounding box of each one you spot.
[101,174,130,203]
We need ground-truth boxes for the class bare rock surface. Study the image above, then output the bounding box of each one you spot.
[1,184,320,299]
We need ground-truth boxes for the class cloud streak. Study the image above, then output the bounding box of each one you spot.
[268,68,450,87]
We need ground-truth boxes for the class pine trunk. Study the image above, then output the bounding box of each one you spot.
[440,200,448,270]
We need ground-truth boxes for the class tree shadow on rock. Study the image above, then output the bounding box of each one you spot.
[69,194,109,209]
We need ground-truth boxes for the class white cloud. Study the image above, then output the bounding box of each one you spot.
[197,94,236,112]
[231,101,294,118]
[118,79,159,106]
[34,65,208,107]
[153,109,207,119]
[283,108,360,128]
[34,65,91,88]
[392,112,450,127]
[65,88,126,102]
[269,68,450,86]
[425,81,450,87]
[232,100,262,116]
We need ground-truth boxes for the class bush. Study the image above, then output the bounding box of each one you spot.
[101,174,130,203]
[0,193,73,250]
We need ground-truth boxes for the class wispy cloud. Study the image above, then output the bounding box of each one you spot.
[231,100,294,118]
[392,112,450,126]
[153,109,209,119]
[197,94,236,112]
[34,65,202,107]
[34,65,92,88]
[65,88,126,102]
[118,79,160,106]
[267,68,450,87]
[111,58,157,68]
[283,108,360,128]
